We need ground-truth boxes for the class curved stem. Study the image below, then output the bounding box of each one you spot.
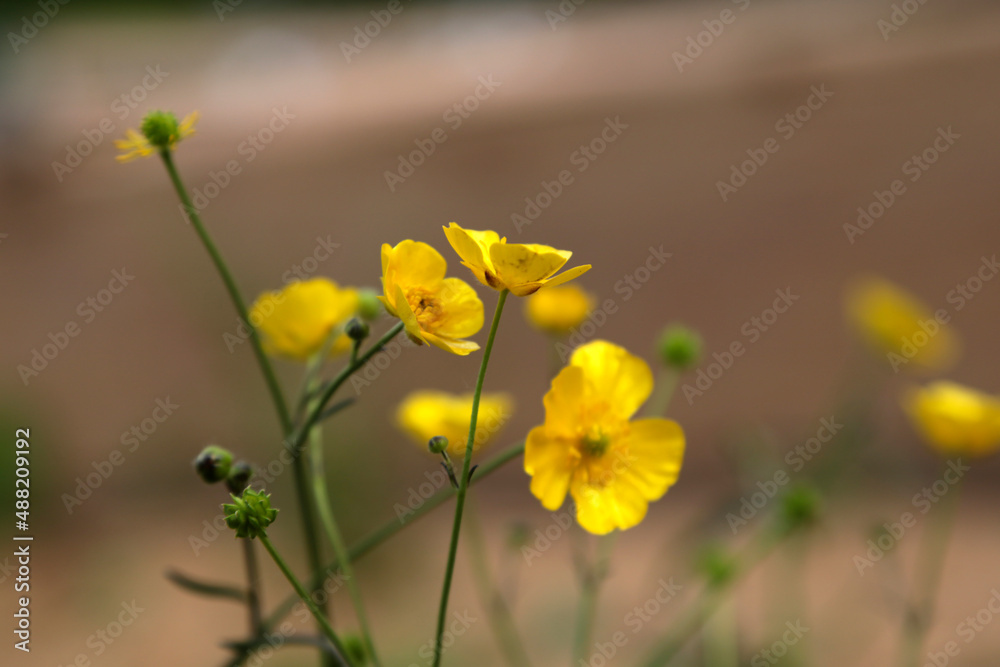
[432,289,508,667]
[257,534,353,667]
[310,406,382,666]
[466,496,534,667]
[572,534,616,667]
[159,149,292,434]
[223,441,526,667]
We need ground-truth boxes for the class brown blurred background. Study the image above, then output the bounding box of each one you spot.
[3,0,1000,665]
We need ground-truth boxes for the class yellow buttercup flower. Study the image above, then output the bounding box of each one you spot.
[115,110,199,162]
[903,381,1000,458]
[396,391,513,458]
[845,275,959,371]
[443,223,591,297]
[379,240,484,356]
[525,284,594,335]
[249,278,359,360]
[525,340,685,535]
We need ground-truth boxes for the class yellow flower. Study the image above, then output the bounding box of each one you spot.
[442,223,591,297]
[525,340,685,535]
[903,381,1000,457]
[115,110,199,162]
[525,285,594,335]
[845,276,959,371]
[396,391,513,458]
[379,240,484,355]
[249,278,359,360]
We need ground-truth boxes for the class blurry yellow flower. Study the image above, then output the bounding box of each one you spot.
[845,276,959,371]
[443,222,591,297]
[525,340,685,535]
[904,381,1000,457]
[396,391,513,458]
[379,240,484,356]
[115,110,199,162]
[525,285,594,335]
[250,278,359,360]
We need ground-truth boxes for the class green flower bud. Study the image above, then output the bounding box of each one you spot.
[140,110,180,150]
[341,634,369,665]
[223,488,278,539]
[194,445,233,484]
[346,318,369,342]
[356,289,384,321]
[657,324,702,370]
[696,544,737,588]
[779,484,822,534]
[428,436,449,454]
[225,460,254,494]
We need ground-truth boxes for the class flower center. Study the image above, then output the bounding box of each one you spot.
[405,287,443,330]
[580,429,611,458]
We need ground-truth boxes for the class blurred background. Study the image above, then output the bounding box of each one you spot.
[2,0,1000,665]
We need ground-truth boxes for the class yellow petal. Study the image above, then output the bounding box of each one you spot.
[393,284,425,343]
[903,381,1000,457]
[443,223,499,274]
[388,240,447,288]
[525,426,574,511]
[431,278,484,339]
[571,340,653,420]
[489,242,570,290]
[541,365,586,438]
[525,284,594,334]
[420,330,480,356]
[570,473,650,535]
[620,419,685,500]
[250,278,358,360]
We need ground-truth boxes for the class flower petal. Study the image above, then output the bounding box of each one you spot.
[571,340,653,420]
[432,278,484,339]
[620,419,685,501]
[420,330,480,356]
[525,426,574,511]
[443,223,499,277]
[542,365,586,438]
[389,240,448,288]
[570,474,649,535]
[489,243,570,289]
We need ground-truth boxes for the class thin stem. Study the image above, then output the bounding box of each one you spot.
[309,404,382,666]
[900,470,964,667]
[572,533,616,667]
[644,367,680,418]
[638,524,787,667]
[242,539,263,635]
[257,533,353,667]
[432,289,508,667]
[159,149,292,434]
[224,442,527,667]
[465,497,534,667]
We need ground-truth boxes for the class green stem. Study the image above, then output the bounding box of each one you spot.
[309,408,382,666]
[242,539,262,635]
[466,497,534,667]
[159,149,292,434]
[572,533,616,667]
[224,442,526,667]
[900,470,964,667]
[644,367,680,418]
[257,534,353,667]
[432,289,509,667]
